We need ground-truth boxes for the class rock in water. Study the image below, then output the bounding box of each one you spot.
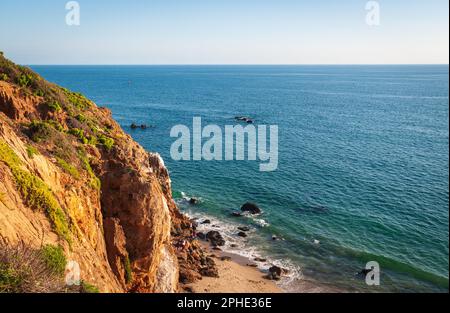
[189,197,199,205]
[206,231,225,246]
[266,266,283,280]
[237,231,248,238]
[241,202,261,214]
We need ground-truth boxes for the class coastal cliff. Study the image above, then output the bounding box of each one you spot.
[0,53,214,293]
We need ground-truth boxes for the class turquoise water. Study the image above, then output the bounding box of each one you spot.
[32,65,449,292]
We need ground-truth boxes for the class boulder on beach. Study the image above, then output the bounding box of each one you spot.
[254,257,267,262]
[266,266,283,281]
[241,202,261,214]
[196,232,206,240]
[201,219,211,224]
[237,231,247,238]
[200,258,219,278]
[238,226,250,232]
[206,231,225,246]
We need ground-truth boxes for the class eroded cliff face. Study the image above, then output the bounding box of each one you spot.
[0,55,212,292]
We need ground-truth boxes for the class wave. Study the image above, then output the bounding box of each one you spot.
[175,194,302,289]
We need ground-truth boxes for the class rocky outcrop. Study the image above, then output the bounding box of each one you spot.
[0,54,213,293]
[241,202,261,214]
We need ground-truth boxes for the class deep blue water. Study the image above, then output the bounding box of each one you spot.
[32,65,449,292]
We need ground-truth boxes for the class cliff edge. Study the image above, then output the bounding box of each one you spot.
[0,53,215,293]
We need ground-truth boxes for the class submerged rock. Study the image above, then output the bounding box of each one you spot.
[241,202,261,214]
[235,116,254,124]
[189,197,199,205]
[231,212,243,217]
[238,226,250,232]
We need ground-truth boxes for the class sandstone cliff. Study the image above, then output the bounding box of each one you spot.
[0,53,214,293]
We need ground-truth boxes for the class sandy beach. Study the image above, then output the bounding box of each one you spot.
[183,244,282,293]
[182,242,343,293]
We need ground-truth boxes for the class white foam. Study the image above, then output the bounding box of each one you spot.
[179,208,303,289]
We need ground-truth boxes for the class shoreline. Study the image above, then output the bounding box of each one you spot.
[183,243,282,293]
[184,242,339,293]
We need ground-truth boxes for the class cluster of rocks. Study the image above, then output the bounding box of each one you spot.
[130,123,150,129]
[192,202,291,282]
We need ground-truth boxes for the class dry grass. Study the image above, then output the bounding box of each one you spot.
[0,242,66,293]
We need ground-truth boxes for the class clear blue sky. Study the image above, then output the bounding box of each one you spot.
[0,0,448,64]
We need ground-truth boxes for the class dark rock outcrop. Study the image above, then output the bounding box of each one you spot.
[241,202,261,214]
[206,231,225,246]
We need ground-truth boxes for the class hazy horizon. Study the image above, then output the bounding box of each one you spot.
[1,0,449,65]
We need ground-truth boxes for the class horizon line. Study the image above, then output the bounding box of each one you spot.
[27,63,450,66]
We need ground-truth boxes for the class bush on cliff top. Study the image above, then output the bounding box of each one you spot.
[0,140,71,243]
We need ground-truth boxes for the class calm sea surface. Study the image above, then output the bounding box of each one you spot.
[32,65,449,292]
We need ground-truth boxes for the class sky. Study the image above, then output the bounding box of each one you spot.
[0,0,448,65]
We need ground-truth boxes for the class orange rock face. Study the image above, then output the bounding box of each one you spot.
[0,55,215,292]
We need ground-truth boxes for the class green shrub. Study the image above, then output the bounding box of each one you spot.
[57,157,80,179]
[0,140,71,243]
[26,145,39,158]
[78,148,101,191]
[0,262,22,293]
[17,73,33,88]
[80,281,100,293]
[0,73,8,81]
[34,89,45,97]
[63,89,93,110]
[46,120,64,132]
[97,134,114,151]
[68,128,86,142]
[40,245,67,276]
[46,101,62,112]
[28,121,53,143]
[124,256,132,284]
[75,114,87,123]
[0,244,66,293]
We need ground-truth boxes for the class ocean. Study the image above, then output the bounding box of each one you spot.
[31,65,449,292]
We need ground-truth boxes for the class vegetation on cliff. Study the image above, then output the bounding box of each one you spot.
[0,140,71,243]
[0,53,215,293]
